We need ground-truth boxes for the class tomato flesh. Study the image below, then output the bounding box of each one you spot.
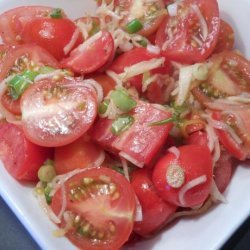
[51,167,136,250]
[21,77,98,147]
[0,123,53,181]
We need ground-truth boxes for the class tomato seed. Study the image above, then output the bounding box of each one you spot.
[82,177,94,185]
[111,192,120,200]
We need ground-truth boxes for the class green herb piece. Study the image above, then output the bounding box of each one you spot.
[125,19,143,34]
[110,88,137,112]
[111,115,135,135]
[98,99,110,114]
[7,70,39,100]
[44,185,52,204]
[138,39,148,47]
[50,8,63,19]
[89,20,100,37]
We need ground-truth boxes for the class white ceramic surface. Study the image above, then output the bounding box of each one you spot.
[0,0,250,250]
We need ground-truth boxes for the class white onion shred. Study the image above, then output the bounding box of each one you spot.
[57,181,67,220]
[63,28,80,55]
[82,79,104,103]
[146,44,161,55]
[168,146,180,159]
[134,195,143,222]
[119,151,144,168]
[120,157,130,181]
[179,175,207,207]
[191,4,208,40]
[106,70,123,87]
[167,3,178,16]
[210,179,227,203]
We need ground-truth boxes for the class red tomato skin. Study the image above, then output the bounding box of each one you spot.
[51,167,136,250]
[54,134,103,175]
[0,6,59,45]
[61,31,114,75]
[213,151,233,193]
[91,101,173,167]
[21,18,83,60]
[156,0,220,63]
[185,131,208,147]
[152,145,213,207]
[131,169,177,236]
[214,19,235,53]
[20,78,98,147]
[0,123,53,182]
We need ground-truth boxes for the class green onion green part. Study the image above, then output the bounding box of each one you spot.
[110,88,137,112]
[44,185,52,205]
[125,19,143,34]
[50,8,63,19]
[111,115,135,135]
[98,99,110,114]
[89,21,100,37]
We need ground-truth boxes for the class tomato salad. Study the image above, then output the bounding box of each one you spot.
[0,0,249,249]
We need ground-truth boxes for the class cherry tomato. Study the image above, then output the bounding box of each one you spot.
[152,145,213,207]
[21,18,83,60]
[214,19,235,53]
[212,111,249,161]
[51,167,136,250]
[54,134,104,175]
[192,51,250,106]
[156,0,220,63]
[185,131,208,147]
[131,169,177,236]
[61,31,114,75]
[0,123,53,181]
[0,6,66,45]
[0,44,59,81]
[214,151,233,193]
[20,77,98,147]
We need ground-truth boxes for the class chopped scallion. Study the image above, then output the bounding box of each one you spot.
[125,19,143,34]
[110,88,137,112]
[111,115,134,135]
[98,99,110,114]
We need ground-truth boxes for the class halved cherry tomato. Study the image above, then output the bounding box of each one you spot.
[0,44,59,81]
[214,151,233,193]
[214,19,235,53]
[51,167,136,250]
[131,169,177,236]
[20,77,98,147]
[212,111,249,161]
[152,145,213,207]
[54,134,104,175]
[0,123,53,181]
[192,51,250,106]
[21,18,83,60]
[0,6,66,45]
[1,90,21,115]
[185,130,208,147]
[156,0,220,63]
[61,31,114,75]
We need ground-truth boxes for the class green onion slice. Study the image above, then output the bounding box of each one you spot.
[125,19,143,34]
[110,88,137,112]
[50,8,63,19]
[111,115,135,135]
[98,99,110,114]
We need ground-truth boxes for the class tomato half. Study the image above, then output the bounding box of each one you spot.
[61,31,114,75]
[0,6,66,45]
[55,134,104,175]
[156,0,220,63]
[152,145,213,207]
[213,19,235,53]
[192,51,250,106]
[131,169,177,236]
[0,123,53,181]
[21,18,83,60]
[21,77,98,147]
[51,167,136,250]
[0,44,59,81]
[1,90,21,115]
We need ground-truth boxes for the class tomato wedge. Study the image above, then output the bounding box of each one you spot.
[51,167,136,250]
[21,77,98,147]
[0,123,53,181]
[61,31,114,75]
[156,0,220,63]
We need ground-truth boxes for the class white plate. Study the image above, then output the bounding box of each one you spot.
[0,0,250,249]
